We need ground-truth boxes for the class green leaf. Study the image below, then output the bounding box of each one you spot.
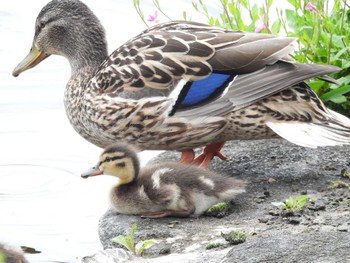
[130,223,137,239]
[112,235,135,252]
[285,9,297,31]
[250,4,259,21]
[135,240,155,256]
[287,0,297,7]
[209,16,215,25]
[240,0,248,9]
[308,80,325,94]
[271,20,281,34]
[320,85,350,102]
[182,11,187,21]
[334,45,350,60]
[330,95,347,104]
[228,3,236,15]
[337,75,350,85]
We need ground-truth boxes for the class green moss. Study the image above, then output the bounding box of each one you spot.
[221,230,247,245]
[205,202,229,215]
[340,169,350,179]
[272,195,309,214]
[205,242,223,250]
[329,180,350,190]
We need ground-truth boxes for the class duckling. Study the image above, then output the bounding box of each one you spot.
[0,243,28,263]
[81,143,246,218]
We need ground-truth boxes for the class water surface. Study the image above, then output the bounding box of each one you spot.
[0,1,215,261]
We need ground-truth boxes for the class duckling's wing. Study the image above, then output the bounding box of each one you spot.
[91,21,295,96]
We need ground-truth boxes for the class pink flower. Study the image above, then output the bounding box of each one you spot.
[147,10,159,23]
[305,2,317,12]
[254,19,267,33]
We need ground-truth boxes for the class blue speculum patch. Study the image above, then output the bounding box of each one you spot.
[181,73,234,106]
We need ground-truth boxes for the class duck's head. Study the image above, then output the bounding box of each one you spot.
[81,144,140,185]
[13,0,107,77]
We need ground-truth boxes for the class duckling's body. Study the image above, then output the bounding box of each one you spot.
[82,144,245,218]
[13,0,350,167]
[0,243,28,263]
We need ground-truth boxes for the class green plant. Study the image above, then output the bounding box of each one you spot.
[340,168,350,179]
[206,202,229,214]
[132,0,350,116]
[0,252,5,263]
[221,230,247,245]
[112,223,155,256]
[281,0,350,113]
[205,242,223,250]
[329,180,350,190]
[272,195,310,213]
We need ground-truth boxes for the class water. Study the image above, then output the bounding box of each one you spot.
[0,0,220,262]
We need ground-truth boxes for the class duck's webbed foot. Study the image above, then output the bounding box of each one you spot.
[192,141,227,168]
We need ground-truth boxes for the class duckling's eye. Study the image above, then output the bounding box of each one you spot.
[105,157,112,162]
[117,162,126,168]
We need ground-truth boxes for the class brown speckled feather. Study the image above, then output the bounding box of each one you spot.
[91,21,295,95]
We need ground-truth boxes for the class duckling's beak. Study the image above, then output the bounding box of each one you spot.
[12,44,50,77]
[81,165,103,179]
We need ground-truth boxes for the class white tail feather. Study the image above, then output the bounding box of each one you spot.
[267,114,350,148]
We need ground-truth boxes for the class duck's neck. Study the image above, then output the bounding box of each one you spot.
[68,37,108,75]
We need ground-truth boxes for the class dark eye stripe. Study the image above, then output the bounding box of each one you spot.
[102,155,125,163]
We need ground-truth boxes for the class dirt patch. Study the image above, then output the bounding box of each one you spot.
[88,139,350,263]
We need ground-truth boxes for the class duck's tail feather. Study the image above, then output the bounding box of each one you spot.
[266,110,350,148]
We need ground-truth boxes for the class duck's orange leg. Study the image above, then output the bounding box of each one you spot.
[192,141,227,167]
[180,149,195,164]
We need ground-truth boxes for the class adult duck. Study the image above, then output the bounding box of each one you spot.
[13,0,350,166]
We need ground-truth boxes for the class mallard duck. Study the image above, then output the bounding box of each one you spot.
[13,0,350,167]
[81,143,246,218]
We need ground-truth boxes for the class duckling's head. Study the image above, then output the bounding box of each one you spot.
[82,143,140,185]
[13,0,107,77]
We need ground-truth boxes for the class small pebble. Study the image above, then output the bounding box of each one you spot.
[309,199,327,211]
[263,190,270,197]
[267,178,276,184]
[337,225,349,232]
[258,217,269,224]
[288,217,301,225]
[268,210,280,216]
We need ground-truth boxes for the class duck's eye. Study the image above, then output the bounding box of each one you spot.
[117,162,126,168]
[38,22,46,30]
[105,157,112,162]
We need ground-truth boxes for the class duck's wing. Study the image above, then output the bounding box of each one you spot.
[90,21,295,95]
[175,62,340,118]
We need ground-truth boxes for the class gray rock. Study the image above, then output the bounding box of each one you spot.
[90,139,350,262]
[81,248,132,263]
[222,232,350,263]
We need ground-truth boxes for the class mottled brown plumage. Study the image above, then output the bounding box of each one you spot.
[81,143,246,218]
[12,0,350,167]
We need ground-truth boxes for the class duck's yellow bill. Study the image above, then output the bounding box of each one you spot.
[12,45,50,77]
